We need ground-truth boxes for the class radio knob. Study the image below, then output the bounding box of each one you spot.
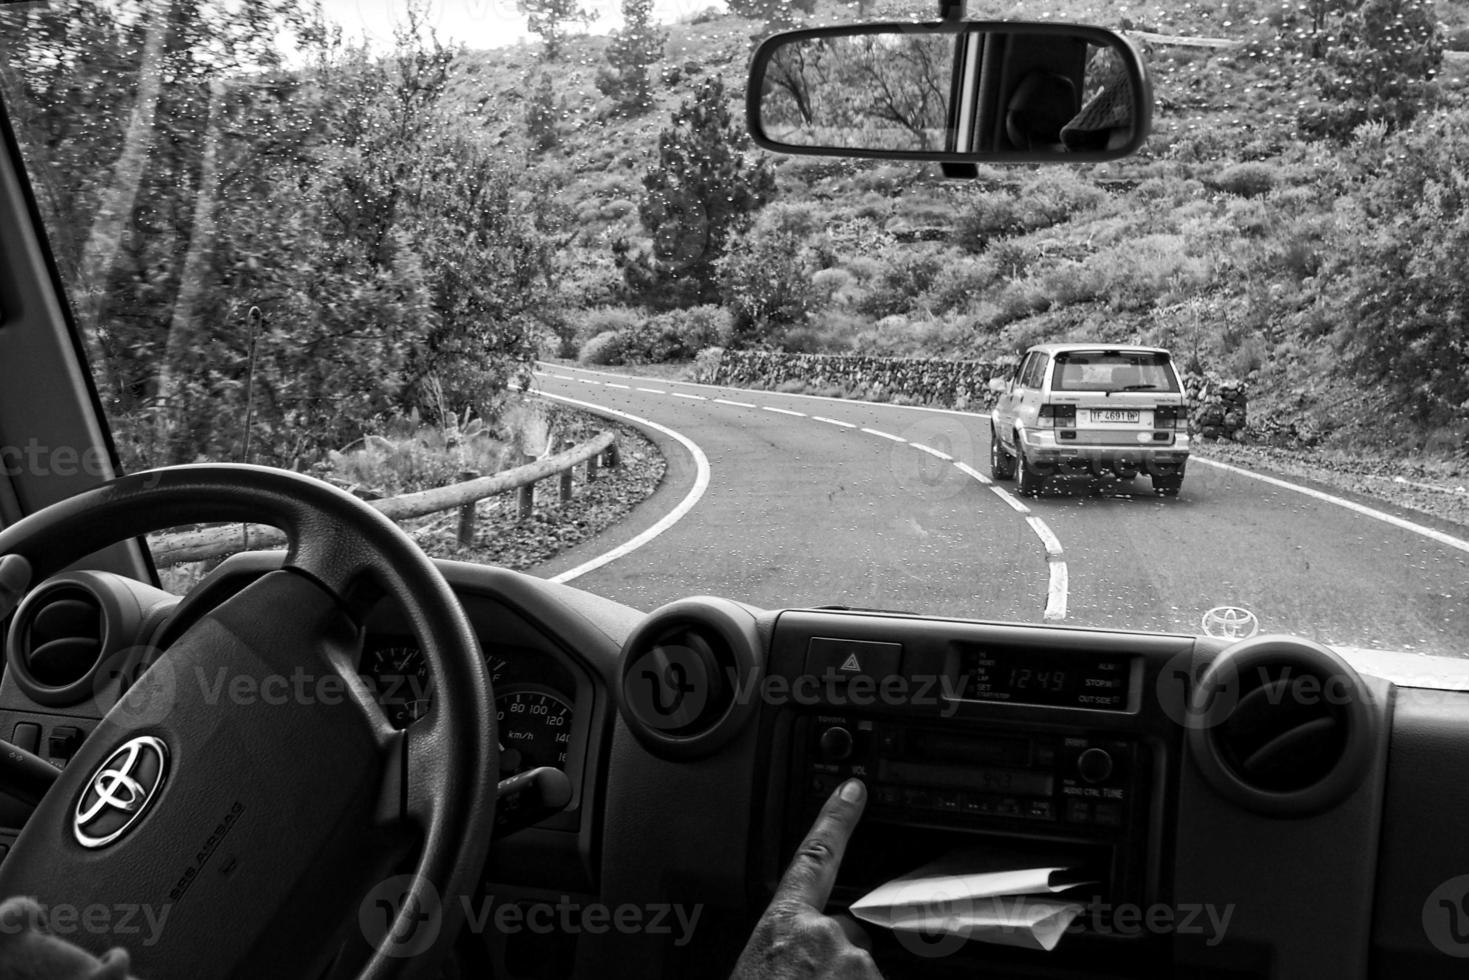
[819,726,854,762]
[1077,747,1114,784]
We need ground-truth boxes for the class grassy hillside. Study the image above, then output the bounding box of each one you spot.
[446,0,1469,455]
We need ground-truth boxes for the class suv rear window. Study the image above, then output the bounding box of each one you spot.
[1051,351,1179,393]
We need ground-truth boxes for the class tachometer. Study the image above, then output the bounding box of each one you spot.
[495,687,573,777]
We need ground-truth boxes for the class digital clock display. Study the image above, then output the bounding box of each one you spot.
[955,646,1133,711]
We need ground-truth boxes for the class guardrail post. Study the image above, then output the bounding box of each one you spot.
[559,440,575,502]
[456,470,479,548]
[517,452,536,520]
[603,440,620,469]
[587,452,599,483]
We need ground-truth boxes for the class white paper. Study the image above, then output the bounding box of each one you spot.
[848,852,1091,952]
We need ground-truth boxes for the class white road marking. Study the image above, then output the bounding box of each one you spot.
[910,442,953,461]
[990,486,1030,514]
[1194,456,1469,557]
[553,375,575,381]
[813,416,856,428]
[1026,516,1064,558]
[576,378,600,385]
[540,362,987,419]
[671,392,707,401]
[953,461,993,486]
[715,398,756,408]
[763,406,806,417]
[861,427,906,443]
[636,387,665,394]
[1045,559,1069,622]
[604,382,630,390]
[528,391,711,585]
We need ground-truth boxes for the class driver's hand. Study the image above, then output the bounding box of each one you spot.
[731,779,882,980]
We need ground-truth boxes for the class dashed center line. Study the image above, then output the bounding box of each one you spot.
[1026,516,1064,559]
[953,461,993,486]
[576,378,599,384]
[671,392,707,401]
[861,427,906,443]
[636,387,666,394]
[813,416,856,428]
[715,398,756,408]
[910,442,953,461]
[763,406,806,417]
[990,486,1030,515]
[552,374,574,381]
[604,382,630,390]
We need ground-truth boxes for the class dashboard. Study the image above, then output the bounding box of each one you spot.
[2,553,1468,980]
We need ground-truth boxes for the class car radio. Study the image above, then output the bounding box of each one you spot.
[800,716,1143,836]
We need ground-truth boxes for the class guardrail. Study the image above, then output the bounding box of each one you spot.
[150,430,618,566]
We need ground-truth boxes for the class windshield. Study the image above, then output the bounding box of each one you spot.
[2,0,1467,659]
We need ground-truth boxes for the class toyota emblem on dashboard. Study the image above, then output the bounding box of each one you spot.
[1200,606,1260,640]
[73,735,169,849]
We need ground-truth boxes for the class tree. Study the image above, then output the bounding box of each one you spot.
[516,0,596,62]
[726,0,816,33]
[717,203,821,346]
[525,71,562,152]
[1298,0,1443,139]
[1331,108,1469,426]
[595,0,666,116]
[618,76,775,308]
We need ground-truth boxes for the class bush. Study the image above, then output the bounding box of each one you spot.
[854,247,945,319]
[636,305,732,360]
[1210,161,1280,198]
[579,330,627,365]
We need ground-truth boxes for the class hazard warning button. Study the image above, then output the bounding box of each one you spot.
[804,637,903,682]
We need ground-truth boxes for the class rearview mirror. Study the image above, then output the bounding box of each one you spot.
[747,22,1151,164]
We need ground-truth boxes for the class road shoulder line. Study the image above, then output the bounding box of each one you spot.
[528,390,711,584]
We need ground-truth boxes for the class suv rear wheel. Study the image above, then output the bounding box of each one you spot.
[1016,442,1045,497]
[990,425,1016,481]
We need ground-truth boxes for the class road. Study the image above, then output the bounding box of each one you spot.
[529,365,1469,658]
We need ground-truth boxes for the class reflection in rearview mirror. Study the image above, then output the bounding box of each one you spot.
[748,23,1151,164]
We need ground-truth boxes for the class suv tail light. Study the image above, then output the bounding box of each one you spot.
[1155,405,1188,429]
[1038,404,1076,429]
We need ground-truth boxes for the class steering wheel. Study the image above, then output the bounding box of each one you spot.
[0,464,497,979]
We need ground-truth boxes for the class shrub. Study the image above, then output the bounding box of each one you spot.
[854,247,945,319]
[579,330,627,365]
[1210,161,1280,198]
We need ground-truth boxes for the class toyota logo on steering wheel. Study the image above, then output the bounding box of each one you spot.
[73,735,170,849]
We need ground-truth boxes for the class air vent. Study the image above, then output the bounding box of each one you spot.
[616,597,764,759]
[4,571,164,708]
[1188,636,1377,816]
[22,587,104,687]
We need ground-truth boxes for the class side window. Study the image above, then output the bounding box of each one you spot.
[1020,353,1046,390]
[1031,355,1051,389]
[1015,354,1037,389]
[1011,354,1033,387]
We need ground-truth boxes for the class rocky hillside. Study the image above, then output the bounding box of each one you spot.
[452,0,1469,457]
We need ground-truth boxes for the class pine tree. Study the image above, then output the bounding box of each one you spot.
[516,0,596,62]
[525,71,561,152]
[618,76,775,309]
[595,0,666,116]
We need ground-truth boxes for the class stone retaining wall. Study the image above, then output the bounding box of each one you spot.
[694,348,1248,439]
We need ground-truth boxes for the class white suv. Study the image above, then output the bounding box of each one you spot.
[989,343,1190,496]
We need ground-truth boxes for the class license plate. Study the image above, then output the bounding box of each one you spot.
[1091,409,1140,423]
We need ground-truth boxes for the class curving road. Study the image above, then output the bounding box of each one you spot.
[528,365,1469,659]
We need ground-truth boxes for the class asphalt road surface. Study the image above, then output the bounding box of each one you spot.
[529,365,1469,659]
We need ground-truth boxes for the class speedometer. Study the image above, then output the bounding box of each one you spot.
[496,687,574,777]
